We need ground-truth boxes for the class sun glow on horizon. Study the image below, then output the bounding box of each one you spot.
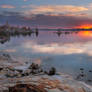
[78,24,92,29]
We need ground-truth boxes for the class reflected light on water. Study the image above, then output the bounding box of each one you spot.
[79,31,92,37]
[0,30,92,84]
[22,41,85,55]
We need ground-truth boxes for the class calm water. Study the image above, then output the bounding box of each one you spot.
[0,30,92,84]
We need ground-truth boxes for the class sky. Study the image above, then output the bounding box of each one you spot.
[0,0,92,28]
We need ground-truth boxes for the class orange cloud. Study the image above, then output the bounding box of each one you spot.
[1,5,15,9]
[24,5,88,15]
[77,24,92,29]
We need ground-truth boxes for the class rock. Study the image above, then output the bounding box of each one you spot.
[9,84,47,92]
[48,67,56,76]
[80,68,84,71]
[80,74,85,77]
[89,70,92,73]
[0,87,9,92]
[87,80,92,82]
[5,69,20,78]
[0,67,3,71]
[28,63,44,75]
[78,87,86,92]
[48,88,61,92]
[16,69,23,73]
[28,63,39,70]
[0,53,11,61]
[22,69,31,76]
[0,54,92,92]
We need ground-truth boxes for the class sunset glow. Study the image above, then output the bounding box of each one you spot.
[0,0,92,28]
[78,24,92,29]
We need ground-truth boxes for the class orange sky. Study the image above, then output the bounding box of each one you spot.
[76,24,92,29]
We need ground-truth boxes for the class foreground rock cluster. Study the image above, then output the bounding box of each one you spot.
[0,53,92,92]
[0,62,56,78]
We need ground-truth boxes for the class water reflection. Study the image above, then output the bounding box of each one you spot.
[0,29,39,44]
[0,30,92,85]
[56,30,92,37]
[1,30,92,44]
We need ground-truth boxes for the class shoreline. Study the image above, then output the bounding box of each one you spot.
[0,72,92,92]
[0,52,92,92]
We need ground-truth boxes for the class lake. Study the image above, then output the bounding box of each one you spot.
[0,30,92,85]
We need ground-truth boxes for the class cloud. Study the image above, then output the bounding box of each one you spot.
[23,14,92,28]
[1,11,92,28]
[1,5,15,9]
[88,3,92,8]
[23,5,88,16]
[0,11,22,16]
[19,4,92,28]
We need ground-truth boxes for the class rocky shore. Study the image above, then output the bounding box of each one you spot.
[0,53,92,92]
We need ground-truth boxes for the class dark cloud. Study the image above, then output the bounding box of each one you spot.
[24,14,92,28]
[0,11,23,16]
[0,11,92,28]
